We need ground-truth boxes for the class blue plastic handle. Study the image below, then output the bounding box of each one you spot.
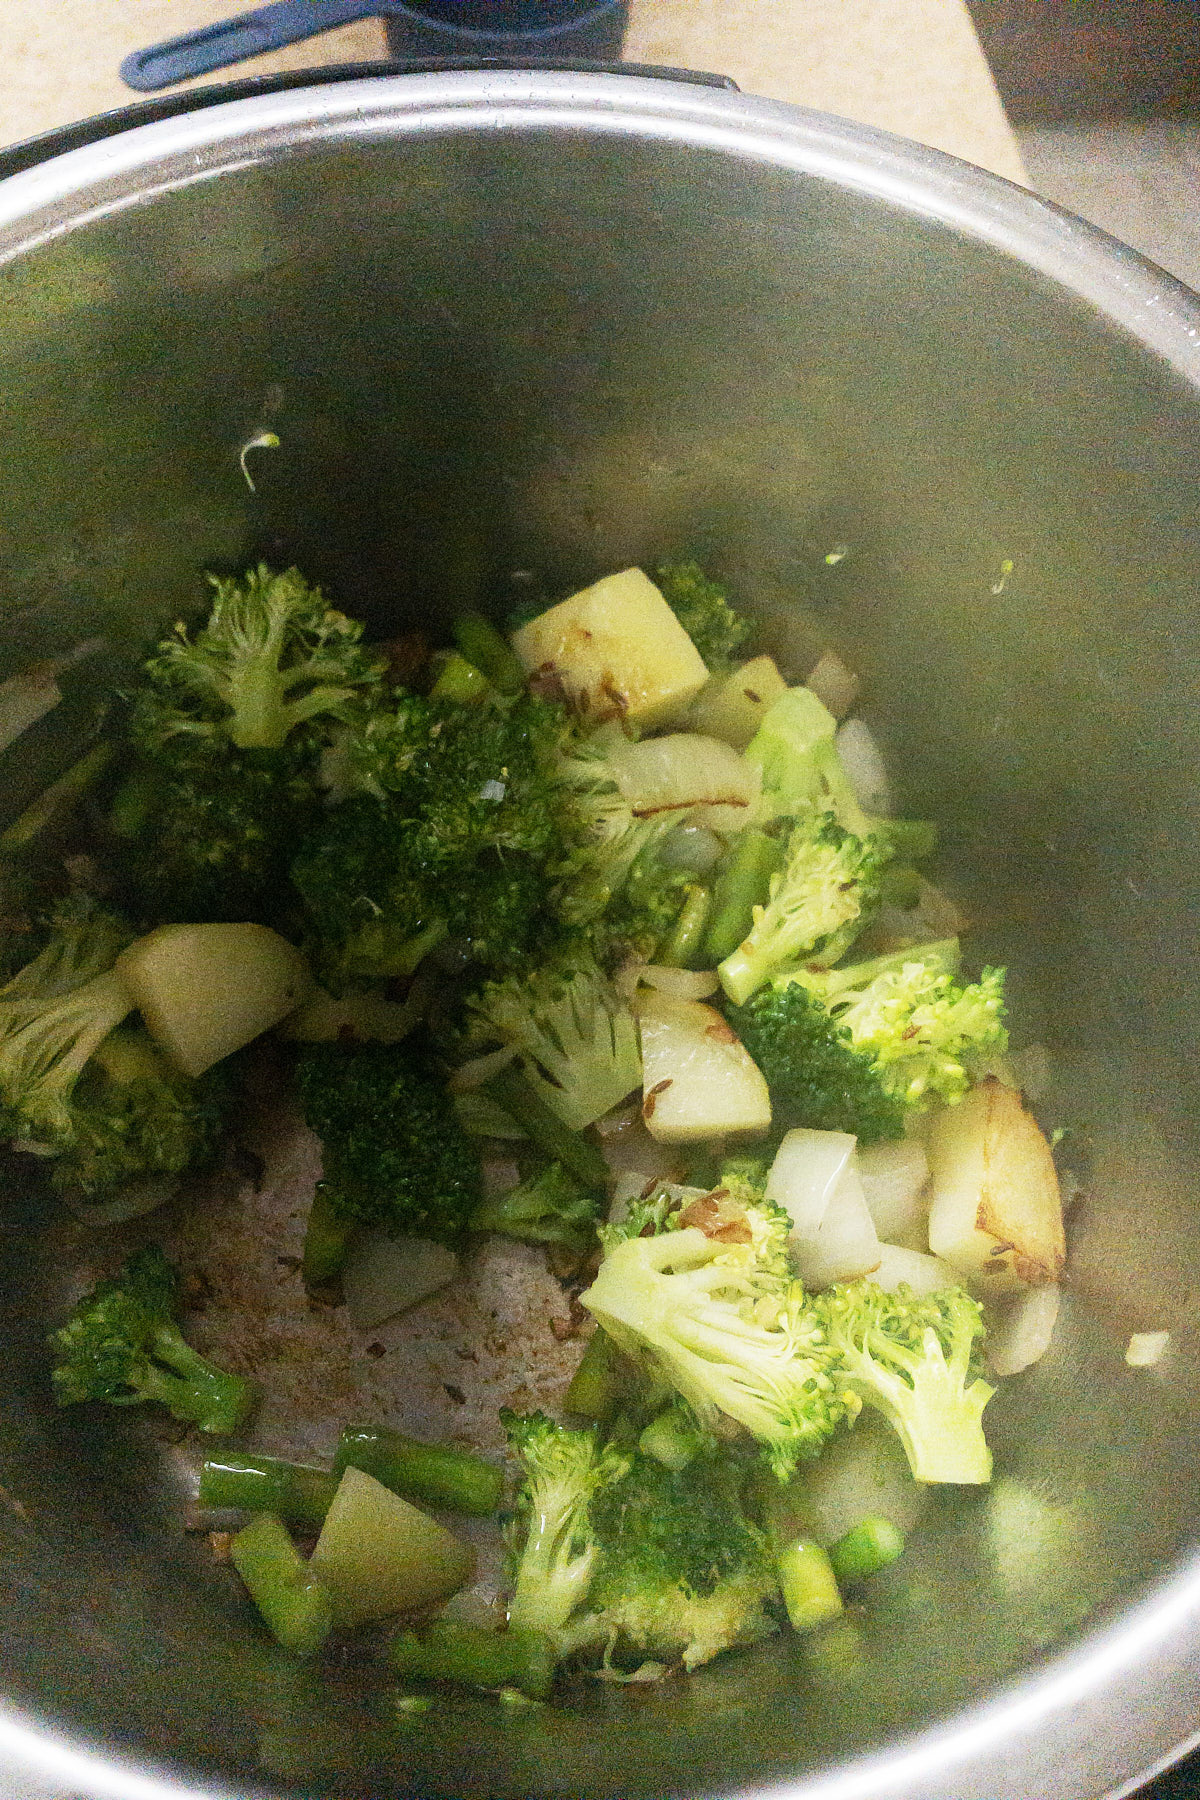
[120,0,387,91]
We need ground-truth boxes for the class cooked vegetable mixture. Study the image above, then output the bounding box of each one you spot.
[19,560,1066,1696]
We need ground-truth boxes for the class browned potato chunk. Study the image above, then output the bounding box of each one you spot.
[926,1078,1064,1294]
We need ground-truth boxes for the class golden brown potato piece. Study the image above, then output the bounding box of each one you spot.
[926,1078,1065,1294]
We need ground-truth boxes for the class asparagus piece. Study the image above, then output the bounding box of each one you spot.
[389,1621,556,1700]
[703,828,785,964]
[481,1063,608,1190]
[334,1424,503,1517]
[828,1515,905,1584]
[230,1513,333,1656]
[658,883,712,969]
[429,651,492,705]
[301,1186,353,1287]
[563,1329,626,1422]
[200,1453,340,1526]
[452,613,528,697]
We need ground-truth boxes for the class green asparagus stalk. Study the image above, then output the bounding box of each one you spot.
[828,1515,905,1584]
[301,1185,353,1287]
[429,651,492,705]
[480,1063,608,1190]
[563,1329,626,1422]
[334,1425,503,1516]
[452,613,528,696]
[703,827,785,964]
[230,1513,333,1656]
[200,1453,340,1526]
[388,1620,555,1700]
[658,883,713,969]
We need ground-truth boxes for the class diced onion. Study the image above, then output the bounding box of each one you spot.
[1125,1329,1170,1369]
[834,718,892,817]
[872,1242,959,1296]
[766,1128,856,1237]
[606,731,762,836]
[790,1167,882,1289]
[987,1285,1061,1377]
[805,651,860,721]
[636,965,720,1001]
[342,1233,458,1332]
[856,1139,930,1246]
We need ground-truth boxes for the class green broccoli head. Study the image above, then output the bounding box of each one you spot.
[816,1280,994,1484]
[53,1026,231,1204]
[653,563,753,675]
[582,1448,778,1671]
[723,980,907,1145]
[110,740,319,927]
[134,564,384,754]
[797,945,1008,1111]
[470,1160,602,1257]
[467,957,642,1134]
[718,812,891,1006]
[583,1220,859,1478]
[293,1038,482,1244]
[502,1410,632,1647]
[49,1244,255,1434]
[0,900,136,1148]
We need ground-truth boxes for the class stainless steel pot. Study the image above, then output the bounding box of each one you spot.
[1,66,1200,1800]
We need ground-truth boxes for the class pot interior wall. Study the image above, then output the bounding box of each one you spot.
[1,114,1199,1798]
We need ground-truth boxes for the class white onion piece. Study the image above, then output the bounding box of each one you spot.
[1126,1330,1170,1368]
[835,718,892,816]
[636,965,720,1001]
[342,1233,458,1332]
[872,1242,959,1296]
[448,1043,518,1093]
[658,824,725,876]
[856,1139,930,1245]
[597,1107,684,1184]
[791,1166,881,1290]
[805,651,860,722]
[986,1284,1061,1377]
[606,731,762,836]
[766,1128,856,1237]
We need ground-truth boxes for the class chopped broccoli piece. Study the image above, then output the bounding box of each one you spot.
[503,1413,776,1673]
[470,1160,602,1256]
[654,563,753,675]
[796,944,1008,1111]
[49,1244,255,1433]
[135,565,383,754]
[502,1410,631,1648]
[52,1025,231,1204]
[583,1449,778,1671]
[293,1039,482,1269]
[0,899,135,1147]
[467,957,641,1133]
[816,1281,995,1484]
[718,812,891,1005]
[583,1209,859,1478]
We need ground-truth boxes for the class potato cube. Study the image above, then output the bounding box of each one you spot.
[511,568,709,729]
[686,656,789,750]
[310,1467,475,1626]
[636,990,771,1143]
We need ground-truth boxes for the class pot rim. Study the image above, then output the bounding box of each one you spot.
[1,67,1198,1800]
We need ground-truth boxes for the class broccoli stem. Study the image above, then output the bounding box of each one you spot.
[480,1064,608,1191]
[301,1185,354,1286]
[638,1406,704,1471]
[333,1425,503,1516]
[230,1512,333,1656]
[563,1330,625,1422]
[775,1536,844,1633]
[828,1515,905,1584]
[200,1453,340,1525]
[429,651,493,705]
[703,828,785,965]
[388,1621,556,1700]
[147,1324,255,1434]
[452,614,528,697]
[658,883,712,969]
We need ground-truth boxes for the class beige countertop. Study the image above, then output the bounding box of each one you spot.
[1,1,1024,183]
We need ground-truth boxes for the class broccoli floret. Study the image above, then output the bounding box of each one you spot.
[293,1039,483,1254]
[115,565,383,925]
[796,944,1008,1111]
[49,1244,255,1433]
[470,1161,602,1257]
[717,812,891,1006]
[502,1414,777,1674]
[51,1025,231,1204]
[816,1281,994,1484]
[0,900,135,1147]
[135,565,383,754]
[582,1215,858,1478]
[110,741,318,927]
[724,980,906,1145]
[502,1410,632,1647]
[582,1448,778,1671]
[467,958,642,1133]
[654,563,753,675]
